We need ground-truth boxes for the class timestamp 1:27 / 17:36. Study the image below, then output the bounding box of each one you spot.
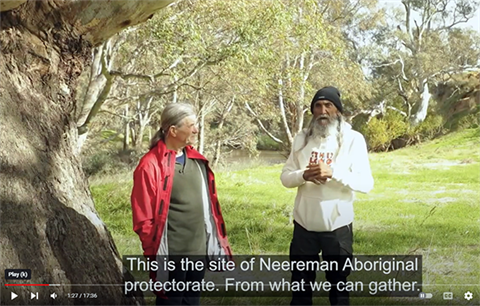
[67,292,98,298]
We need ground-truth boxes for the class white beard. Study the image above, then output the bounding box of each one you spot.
[312,116,340,139]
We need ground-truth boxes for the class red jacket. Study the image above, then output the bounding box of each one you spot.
[130,140,232,258]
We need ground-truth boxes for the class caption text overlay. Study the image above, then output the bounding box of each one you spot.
[123,255,422,297]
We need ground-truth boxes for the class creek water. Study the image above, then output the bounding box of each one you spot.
[222,150,288,166]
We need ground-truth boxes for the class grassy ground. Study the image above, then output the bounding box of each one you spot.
[90,128,480,306]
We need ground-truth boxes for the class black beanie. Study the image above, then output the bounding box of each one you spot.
[310,86,343,113]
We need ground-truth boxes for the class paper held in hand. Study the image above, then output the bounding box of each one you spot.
[309,150,319,165]
[309,151,322,185]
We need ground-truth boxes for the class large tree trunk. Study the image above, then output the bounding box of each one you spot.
[0,0,173,304]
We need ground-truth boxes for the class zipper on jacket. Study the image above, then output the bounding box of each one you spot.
[215,200,221,216]
[158,199,164,215]
[211,179,216,194]
[220,222,226,237]
[163,176,169,191]
[152,224,159,242]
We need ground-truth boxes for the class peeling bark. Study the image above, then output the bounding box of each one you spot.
[1,0,174,46]
[0,0,173,304]
[0,0,26,12]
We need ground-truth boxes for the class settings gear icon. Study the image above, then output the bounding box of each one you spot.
[464,291,473,301]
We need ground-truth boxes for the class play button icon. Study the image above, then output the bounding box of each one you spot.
[11,292,18,300]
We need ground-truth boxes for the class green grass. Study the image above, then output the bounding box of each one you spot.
[90,128,480,306]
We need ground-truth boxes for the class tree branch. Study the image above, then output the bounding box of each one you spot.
[245,102,283,144]
[386,106,407,116]
[429,65,480,79]
[397,78,408,101]
[78,53,115,135]
[372,55,408,81]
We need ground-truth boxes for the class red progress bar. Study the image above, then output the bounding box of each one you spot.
[5,284,49,286]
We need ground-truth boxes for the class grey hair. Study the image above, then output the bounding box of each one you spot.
[333,115,343,161]
[149,103,196,150]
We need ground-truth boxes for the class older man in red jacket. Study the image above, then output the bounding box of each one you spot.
[131,102,232,305]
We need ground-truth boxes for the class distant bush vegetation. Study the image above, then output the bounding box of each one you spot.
[82,77,479,175]
[81,147,142,177]
[82,102,478,175]
[357,76,479,152]
[357,111,446,152]
[254,105,476,154]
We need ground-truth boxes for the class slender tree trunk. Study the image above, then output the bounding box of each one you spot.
[172,73,178,103]
[212,139,223,168]
[77,44,107,129]
[197,91,205,155]
[0,1,173,304]
[278,78,293,147]
[133,98,152,151]
[199,109,206,155]
[76,34,126,154]
[411,78,431,126]
[129,120,137,149]
[296,53,306,134]
[123,105,130,151]
[75,45,106,154]
[135,124,146,150]
[212,99,234,168]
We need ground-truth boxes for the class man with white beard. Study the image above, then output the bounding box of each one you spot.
[280,86,374,306]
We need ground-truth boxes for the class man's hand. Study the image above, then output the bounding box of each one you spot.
[303,161,332,184]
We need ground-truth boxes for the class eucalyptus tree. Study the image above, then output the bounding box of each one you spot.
[85,0,280,153]
[370,0,480,125]
[243,0,375,148]
[0,1,173,304]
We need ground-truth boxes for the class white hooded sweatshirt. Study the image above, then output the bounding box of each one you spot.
[280,122,374,232]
